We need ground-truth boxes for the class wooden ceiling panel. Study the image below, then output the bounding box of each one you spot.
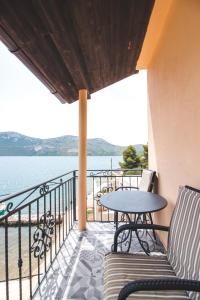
[0,0,154,103]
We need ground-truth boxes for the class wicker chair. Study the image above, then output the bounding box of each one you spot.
[104,185,200,299]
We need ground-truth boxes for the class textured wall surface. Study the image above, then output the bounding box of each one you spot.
[148,0,200,246]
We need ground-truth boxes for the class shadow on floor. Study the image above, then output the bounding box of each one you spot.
[34,222,164,300]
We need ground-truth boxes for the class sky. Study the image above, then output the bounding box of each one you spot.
[0,42,148,146]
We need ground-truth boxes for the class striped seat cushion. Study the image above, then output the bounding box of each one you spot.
[167,186,200,300]
[104,252,190,299]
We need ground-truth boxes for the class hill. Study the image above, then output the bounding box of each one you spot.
[0,132,143,156]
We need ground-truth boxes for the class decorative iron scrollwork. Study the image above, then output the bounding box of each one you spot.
[0,180,55,219]
[112,228,133,253]
[31,211,55,259]
[0,201,13,216]
[96,186,114,207]
[89,170,112,177]
[39,184,49,195]
[112,213,164,255]
[134,214,164,255]
[6,202,13,212]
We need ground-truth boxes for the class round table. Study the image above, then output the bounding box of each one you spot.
[100,190,167,215]
[100,190,167,254]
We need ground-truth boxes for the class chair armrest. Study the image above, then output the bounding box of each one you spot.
[118,278,200,300]
[113,223,169,252]
[115,186,138,191]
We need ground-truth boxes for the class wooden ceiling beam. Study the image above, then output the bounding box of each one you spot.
[0,0,155,103]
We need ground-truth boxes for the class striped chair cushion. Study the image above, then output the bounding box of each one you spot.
[104,252,189,299]
[167,186,200,300]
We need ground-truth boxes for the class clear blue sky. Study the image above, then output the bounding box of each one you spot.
[0,42,148,146]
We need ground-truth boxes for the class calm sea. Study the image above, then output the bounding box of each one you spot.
[0,156,122,196]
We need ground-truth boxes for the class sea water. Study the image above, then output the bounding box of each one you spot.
[0,156,122,196]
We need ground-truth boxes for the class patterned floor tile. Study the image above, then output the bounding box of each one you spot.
[34,222,164,300]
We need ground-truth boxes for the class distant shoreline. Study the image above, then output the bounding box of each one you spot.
[0,154,122,156]
[0,132,144,156]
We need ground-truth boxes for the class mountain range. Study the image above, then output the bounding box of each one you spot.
[0,132,143,156]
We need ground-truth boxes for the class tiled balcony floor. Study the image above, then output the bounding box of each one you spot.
[34,222,164,300]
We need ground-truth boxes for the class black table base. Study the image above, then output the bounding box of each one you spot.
[100,191,167,255]
[113,212,159,255]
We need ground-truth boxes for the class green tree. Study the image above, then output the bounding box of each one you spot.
[140,144,148,169]
[119,145,140,170]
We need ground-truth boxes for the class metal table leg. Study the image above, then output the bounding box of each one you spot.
[114,211,118,229]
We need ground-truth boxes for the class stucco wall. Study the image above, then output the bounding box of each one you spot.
[148,0,200,246]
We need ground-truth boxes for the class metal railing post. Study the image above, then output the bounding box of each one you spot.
[73,171,77,221]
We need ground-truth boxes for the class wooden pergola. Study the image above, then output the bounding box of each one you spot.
[0,0,155,230]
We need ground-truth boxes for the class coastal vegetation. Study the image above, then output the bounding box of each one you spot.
[119,144,148,174]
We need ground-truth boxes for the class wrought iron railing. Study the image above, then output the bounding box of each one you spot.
[86,169,142,222]
[0,171,76,300]
[0,169,142,299]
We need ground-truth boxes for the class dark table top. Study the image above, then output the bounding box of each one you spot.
[100,190,167,214]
